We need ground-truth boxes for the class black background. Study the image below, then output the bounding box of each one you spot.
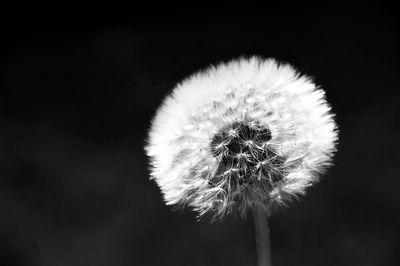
[1,4,399,266]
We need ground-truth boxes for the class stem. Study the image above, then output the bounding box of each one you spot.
[252,208,272,266]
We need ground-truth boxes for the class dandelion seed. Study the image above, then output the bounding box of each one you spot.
[145,56,338,221]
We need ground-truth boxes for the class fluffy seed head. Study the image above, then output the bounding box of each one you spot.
[145,56,338,221]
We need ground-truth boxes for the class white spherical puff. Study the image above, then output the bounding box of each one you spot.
[145,56,338,221]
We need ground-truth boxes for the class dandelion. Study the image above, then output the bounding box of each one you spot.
[145,56,338,266]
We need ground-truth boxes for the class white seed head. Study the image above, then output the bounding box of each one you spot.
[145,56,338,221]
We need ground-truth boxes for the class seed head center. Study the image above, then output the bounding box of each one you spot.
[210,121,285,187]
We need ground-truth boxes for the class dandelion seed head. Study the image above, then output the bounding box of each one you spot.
[145,56,338,221]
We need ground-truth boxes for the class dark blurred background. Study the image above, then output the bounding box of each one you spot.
[0,3,399,266]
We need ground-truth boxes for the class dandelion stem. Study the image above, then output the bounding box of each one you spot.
[252,208,272,266]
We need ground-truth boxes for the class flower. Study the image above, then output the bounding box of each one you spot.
[145,56,338,221]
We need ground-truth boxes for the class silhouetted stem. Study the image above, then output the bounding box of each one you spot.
[252,208,272,266]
